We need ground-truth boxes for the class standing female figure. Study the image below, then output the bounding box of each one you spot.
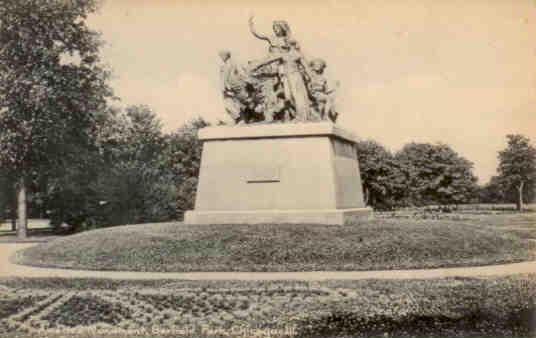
[282,39,311,121]
[248,16,291,56]
[248,17,311,121]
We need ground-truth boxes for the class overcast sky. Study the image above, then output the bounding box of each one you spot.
[87,0,536,184]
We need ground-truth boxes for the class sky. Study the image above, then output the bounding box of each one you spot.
[87,0,536,184]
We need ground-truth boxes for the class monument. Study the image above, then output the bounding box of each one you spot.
[184,17,372,225]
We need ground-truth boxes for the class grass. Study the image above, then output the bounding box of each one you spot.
[13,217,536,272]
[0,275,534,337]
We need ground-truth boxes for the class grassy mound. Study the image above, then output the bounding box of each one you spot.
[14,218,535,272]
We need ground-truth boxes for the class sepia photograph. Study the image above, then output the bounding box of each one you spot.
[0,0,535,337]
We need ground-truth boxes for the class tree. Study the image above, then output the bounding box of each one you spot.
[43,106,210,230]
[45,105,168,229]
[395,143,478,206]
[101,105,168,225]
[0,0,112,237]
[497,134,536,211]
[478,175,505,204]
[160,117,209,218]
[355,140,405,209]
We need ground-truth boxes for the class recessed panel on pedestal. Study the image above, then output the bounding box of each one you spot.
[184,122,372,225]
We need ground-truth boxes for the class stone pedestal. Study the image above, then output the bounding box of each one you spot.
[184,122,372,225]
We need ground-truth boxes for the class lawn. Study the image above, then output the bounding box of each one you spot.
[13,217,536,272]
[0,275,534,337]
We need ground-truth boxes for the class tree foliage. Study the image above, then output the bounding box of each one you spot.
[496,134,536,210]
[101,105,168,225]
[478,175,506,204]
[355,140,404,209]
[0,0,111,173]
[160,117,208,215]
[0,170,13,222]
[45,105,209,231]
[0,0,112,236]
[356,140,479,209]
[394,142,478,206]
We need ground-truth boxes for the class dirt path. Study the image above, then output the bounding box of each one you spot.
[1,243,534,281]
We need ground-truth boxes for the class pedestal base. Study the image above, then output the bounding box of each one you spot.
[184,208,372,225]
[185,122,372,225]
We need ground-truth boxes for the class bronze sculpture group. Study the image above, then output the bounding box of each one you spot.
[219,17,339,124]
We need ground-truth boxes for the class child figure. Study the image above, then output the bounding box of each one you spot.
[308,58,339,122]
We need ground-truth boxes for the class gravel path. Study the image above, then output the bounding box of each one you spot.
[1,243,534,281]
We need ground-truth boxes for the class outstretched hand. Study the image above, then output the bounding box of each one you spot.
[248,15,269,42]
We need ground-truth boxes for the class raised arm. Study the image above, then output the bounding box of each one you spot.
[248,16,270,42]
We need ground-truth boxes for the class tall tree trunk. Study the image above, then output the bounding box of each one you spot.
[517,181,524,212]
[17,177,27,239]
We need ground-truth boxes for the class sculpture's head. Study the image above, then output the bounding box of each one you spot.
[272,20,290,37]
[218,50,231,62]
[310,58,327,73]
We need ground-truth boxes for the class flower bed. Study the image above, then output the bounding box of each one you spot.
[41,294,132,328]
[0,275,534,337]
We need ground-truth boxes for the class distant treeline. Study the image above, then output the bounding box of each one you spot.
[356,136,535,210]
[1,105,534,232]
